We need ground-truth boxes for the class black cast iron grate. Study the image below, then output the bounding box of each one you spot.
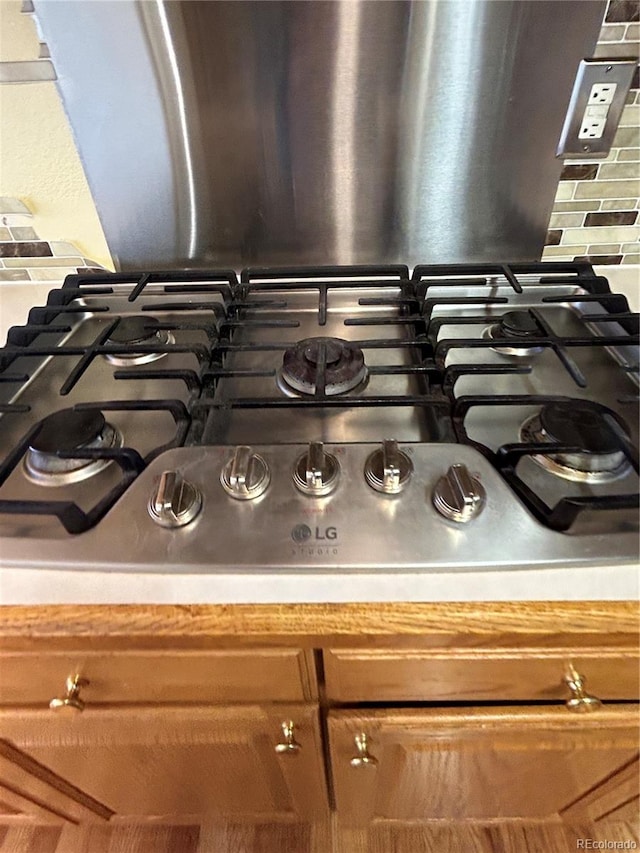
[0,261,637,533]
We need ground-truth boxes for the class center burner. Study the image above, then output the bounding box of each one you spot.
[23,408,123,486]
[483,310,544,357]
[279,336,367,396]
[103,316,174,366]
[520,401,631,483]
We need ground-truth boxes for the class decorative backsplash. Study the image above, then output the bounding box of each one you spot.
[542,0,639,266]
[0,197,101,282]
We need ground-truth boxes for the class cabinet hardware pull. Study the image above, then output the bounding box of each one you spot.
[564,667,602,712]
[274,720,302,755]
[49,674,89,713]
[350,733,378,768]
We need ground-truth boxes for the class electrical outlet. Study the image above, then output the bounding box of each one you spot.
[557,59,636,158]
[588,82,618,105]
[579,118,607,139]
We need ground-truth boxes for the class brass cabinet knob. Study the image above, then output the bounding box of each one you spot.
[564,667,602,712]
[49,675,89,713]
[274,720,302,755]
[350,733,378,768]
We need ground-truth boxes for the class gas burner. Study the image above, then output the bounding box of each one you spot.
[103,316,174,366]
[483,310,544,357]
[278,337,368,396]
[520,401,631,483]
[23,408,123,486]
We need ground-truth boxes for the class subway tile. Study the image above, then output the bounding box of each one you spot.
[0,213,33,228]
[575,179,640,198]
[601,198,638,209]
[559,164,598,181]
[545,229,562,246]
[584,210,638,226]
[595,162,639,180]
[0,228,10,241]
[613,127,640,148]
[542,245,587,258]
[27,267,79,281]
[621,241,640,252]
[599,23,627,40]
[0,241,52,258]
[619,104,640,126]
[594,41,640,60]
[560,225,640,244]
[549,213,585,228]
[552,201,601,212]
[606,1,639,22]
[573,254,623,264]
[554,182,575,201]
[9,226,38,241]
[0,197,31,216]
[625,22,640,39]
[49,240,81,257]
[621,253,640,263]
[587,243,622,254]
[3,256,84,268]
[617,148,640,161]
[0,268,29,280]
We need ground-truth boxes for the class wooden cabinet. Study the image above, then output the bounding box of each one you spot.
[329,706,640,826]
[0,704,327,822]
[0,648,317,706]
[324,647,640,703]
[0,602,637,847]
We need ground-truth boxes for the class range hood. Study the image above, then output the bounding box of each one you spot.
[33,0,605,270]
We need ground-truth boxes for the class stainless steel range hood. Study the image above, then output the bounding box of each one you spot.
[33,0,604,270]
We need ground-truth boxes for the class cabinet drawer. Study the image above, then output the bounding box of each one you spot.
[0,649,316,706]
[324,648,640,702]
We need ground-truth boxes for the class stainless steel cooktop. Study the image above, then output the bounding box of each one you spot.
[0,263,637,571]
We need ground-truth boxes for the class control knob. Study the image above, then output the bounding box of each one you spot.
[364,439,413,494]
[221,445,270,500]
[148,470,202,528]
[432,463,485,523]
[293,441,340,496]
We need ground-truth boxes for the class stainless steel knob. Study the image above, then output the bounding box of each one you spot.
[221,445,270,500]
[564,666,602,713]
[350,733,378,768]
[274,720,302,755]
[432,463,486,523]
[364,439,413,494]
[49,674,88,713]
[293,441,340,496]
[148,470,202,528]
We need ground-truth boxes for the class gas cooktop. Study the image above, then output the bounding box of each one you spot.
[0,263,637,572]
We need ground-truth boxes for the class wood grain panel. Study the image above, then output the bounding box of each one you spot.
[0,705,327,822]
[562,756,640,822]
[0,603,636,651]
[0,649,316,706]
[329,707,640,825]
[324,647,640,702]
[0,745,111,824]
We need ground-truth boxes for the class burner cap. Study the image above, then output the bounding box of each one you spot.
[30,409,106,454]
[281,337,367,396]
[499,311,539,339]
[108,316,160,345]
[540,401,620,454]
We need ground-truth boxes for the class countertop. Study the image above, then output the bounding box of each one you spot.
[0,266,638,604]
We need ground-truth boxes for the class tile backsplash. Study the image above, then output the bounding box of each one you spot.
[542,0,640,266]
[0,197,101,281]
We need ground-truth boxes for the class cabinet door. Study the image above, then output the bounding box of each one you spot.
[0,704,327,822]
[329,706,639,825]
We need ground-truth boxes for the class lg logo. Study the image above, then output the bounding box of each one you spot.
[291,524,338,543]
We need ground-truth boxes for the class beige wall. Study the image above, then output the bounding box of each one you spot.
[0,0,113,268]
